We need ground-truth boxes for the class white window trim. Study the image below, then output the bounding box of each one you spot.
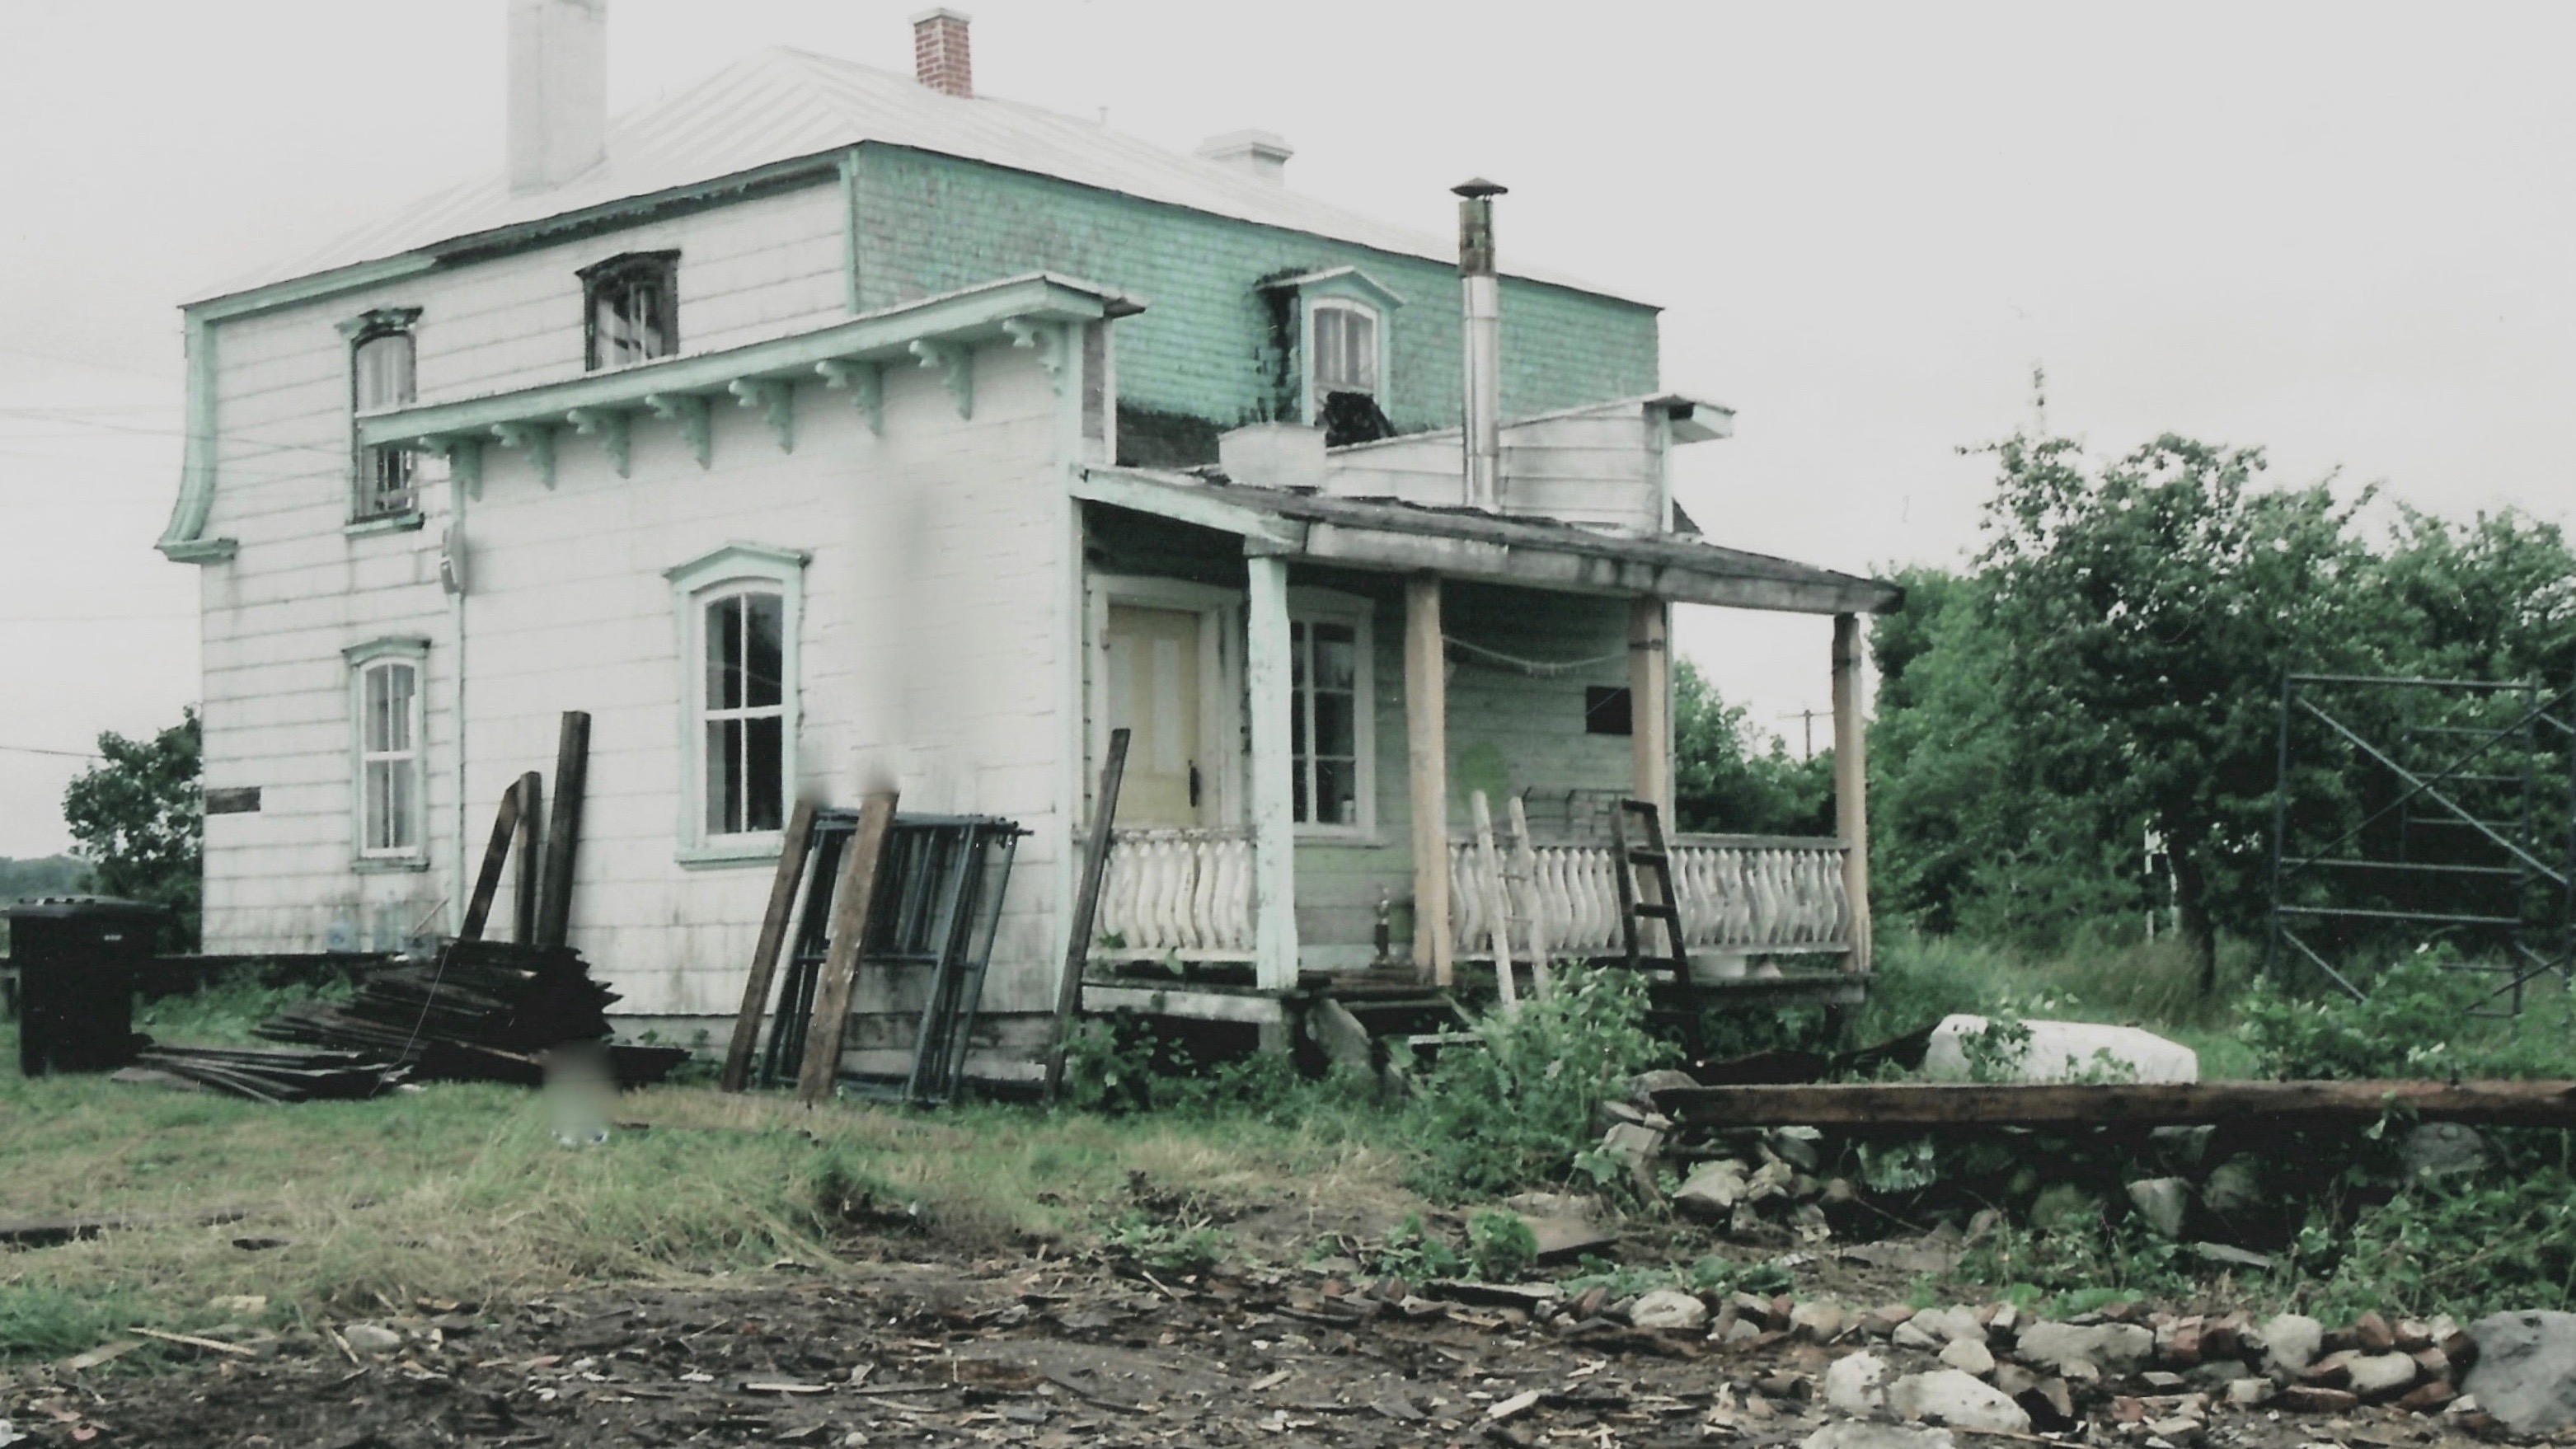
[1285,586,1377,840]
[666,542,809,867]
[1300,298,1387,425]
[1085,574,1242,829]
[343,636,431,871]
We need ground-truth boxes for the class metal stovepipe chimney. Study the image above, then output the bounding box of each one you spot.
[1454,178,1507,511]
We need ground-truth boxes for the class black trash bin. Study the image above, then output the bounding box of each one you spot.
[6,896,162,1076]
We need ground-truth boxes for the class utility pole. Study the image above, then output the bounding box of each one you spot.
[1778,707,1828,762]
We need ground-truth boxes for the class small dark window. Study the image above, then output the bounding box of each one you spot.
[1585,686,1633,736]
[579,251,680,370]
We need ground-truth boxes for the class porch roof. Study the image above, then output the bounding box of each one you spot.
[1073,467,1903,617]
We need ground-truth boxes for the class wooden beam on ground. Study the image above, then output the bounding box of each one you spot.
[796,791,898,1106]
[1405,574,1452,987]
[535,714,589,950]
[510,772,542,945]
[457,782,525,942]
[720,800,819,1094]
[1649,1079,2576,1130]
[1831,613,1873,973]
[1046,728,1130,1104]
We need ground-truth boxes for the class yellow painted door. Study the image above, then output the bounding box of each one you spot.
[1104,605,1204,827]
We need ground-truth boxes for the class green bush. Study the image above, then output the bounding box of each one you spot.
[1404,966,1673,1203]
[2240,957,2574,1081]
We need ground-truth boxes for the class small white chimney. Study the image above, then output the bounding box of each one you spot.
[913,7,974,98]
[1454,178,1507,511]
[1195,130,1294,185]
[507,0,608,195]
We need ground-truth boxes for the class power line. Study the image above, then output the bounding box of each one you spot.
[0,743,101,761]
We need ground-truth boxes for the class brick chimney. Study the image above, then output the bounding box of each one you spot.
[507,0,608,195]
[912,8,973,98]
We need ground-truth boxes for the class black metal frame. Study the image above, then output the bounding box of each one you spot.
[2267,671,2576,1012]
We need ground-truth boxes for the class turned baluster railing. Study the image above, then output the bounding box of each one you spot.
[1091,828,1257,962]
[1452,832,1851,959]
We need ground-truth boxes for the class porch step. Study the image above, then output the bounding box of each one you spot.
[1306,988,1479,1099]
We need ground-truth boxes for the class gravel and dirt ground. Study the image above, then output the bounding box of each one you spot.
[2,1235,2517,1449]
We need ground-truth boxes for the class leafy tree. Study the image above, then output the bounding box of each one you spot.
[1672,659,1833,837]
[61,708,201,950]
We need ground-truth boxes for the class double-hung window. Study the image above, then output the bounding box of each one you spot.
[666,544,807,863]
[1311,301,1378,401]
[345,638,429,865]
[580,251,680,370]
[1287,593,1375,833]
[345,308,420,520]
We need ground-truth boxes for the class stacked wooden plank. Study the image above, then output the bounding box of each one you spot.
[254,940,686,1087]
[131,1045,406,1104]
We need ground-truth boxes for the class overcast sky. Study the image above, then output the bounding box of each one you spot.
[2,1,2571,856]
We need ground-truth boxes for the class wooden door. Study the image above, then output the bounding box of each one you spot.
[1104,605,1205,827]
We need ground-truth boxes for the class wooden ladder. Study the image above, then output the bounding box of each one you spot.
[1612,798,1706,1057]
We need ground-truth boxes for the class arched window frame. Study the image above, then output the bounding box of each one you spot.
[341,307,422,524]
[344,635,430,869]
[666,542,809,865]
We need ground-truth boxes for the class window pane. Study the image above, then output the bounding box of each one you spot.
[1346,312,1376,390]
[706,596,742,710]
[382,664,414,753]
[387,754,414,849]
[1288,621,1308,687]
[744,593,783,709]
[1313,624,1355,691]
[1315,758,1358,827]
[366,761,391,850]
[1313,309,1343,388]
[1312,691,1355,758]
[706,719,742,834]
[1291,761,1309,823]
[746,715,783,832]
[363,667,388,753]
[354,334,415,411]
[1289,684,1307,756]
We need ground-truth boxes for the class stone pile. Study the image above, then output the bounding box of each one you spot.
[1570,1288,2509,1442]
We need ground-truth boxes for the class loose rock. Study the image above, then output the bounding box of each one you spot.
[2347,1351,2419,1401]
[1939,1339,1997,1377]
[2255,1313,2324,1376]
[2400,1122,2493,1182]
[1675,1161,1748,1220]
[1790,1301,1847,1343]
[1626,1289,1707,1332]
[1825,1351,1891,1417]
[1802,1425,1955,1449]
[2126,1177,2191,1238]
[2464,1310,2576,1433]
[1888,1369,2033,1433]
[341,1323,402,1355]
[2017,1321,2153,1375]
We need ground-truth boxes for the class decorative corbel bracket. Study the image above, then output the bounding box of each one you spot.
[490,420,556,490]
[418,435,483,500]
[565,406,631,479]
[814,359,884,435]
[645,392,713,469]
[910,338,973,420]
[1001,317,1068,396]
[728,377,795,454]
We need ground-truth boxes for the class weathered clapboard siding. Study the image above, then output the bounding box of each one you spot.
[1321,400,1674,534]
[196,184,1079,1020]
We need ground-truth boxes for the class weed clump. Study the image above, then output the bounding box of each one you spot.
[1404,966,1672,1203]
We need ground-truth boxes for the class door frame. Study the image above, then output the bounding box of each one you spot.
[1086,573,1244,829]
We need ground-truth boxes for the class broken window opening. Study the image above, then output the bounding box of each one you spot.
[1586,685,1634,736]
[580,251,680,371]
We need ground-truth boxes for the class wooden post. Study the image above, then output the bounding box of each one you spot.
[1629,597,1673,823]
[457,782,526,942]
[1246,556,1301,997]
[1832,613,1873,974]
[1405,575,1452,987]
[510,772,542,945]
[1046,729,1131,1102]
[797,791,899,1105]
[720,799,819,1094]
[1471,790,1517,1013]
[535,713,589,950]
[1508,793,1551,1000]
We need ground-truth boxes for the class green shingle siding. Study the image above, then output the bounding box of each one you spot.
[848,145,1659,447]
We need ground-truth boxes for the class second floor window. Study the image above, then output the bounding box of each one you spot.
[581,251,680,370]
[351,326,416,518]
[1311,302,1378,398]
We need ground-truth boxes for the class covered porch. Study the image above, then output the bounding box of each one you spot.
[1066,453,1901,1042]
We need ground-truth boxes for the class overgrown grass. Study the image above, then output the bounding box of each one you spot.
[0,991,1417,1361]
[1860,930,2264,1076]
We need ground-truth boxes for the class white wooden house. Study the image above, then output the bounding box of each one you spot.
[162,4,1898,1076]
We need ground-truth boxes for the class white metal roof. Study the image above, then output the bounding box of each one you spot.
[209,48,1650,307]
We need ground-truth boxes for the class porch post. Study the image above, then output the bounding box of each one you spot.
[1405,574,1453,986]
[1832,612,1874,973]
[1628,597,1673,821]
[1246,554,1302,996]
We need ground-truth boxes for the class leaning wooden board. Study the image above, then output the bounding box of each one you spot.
[1650,1078,2576,1129]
